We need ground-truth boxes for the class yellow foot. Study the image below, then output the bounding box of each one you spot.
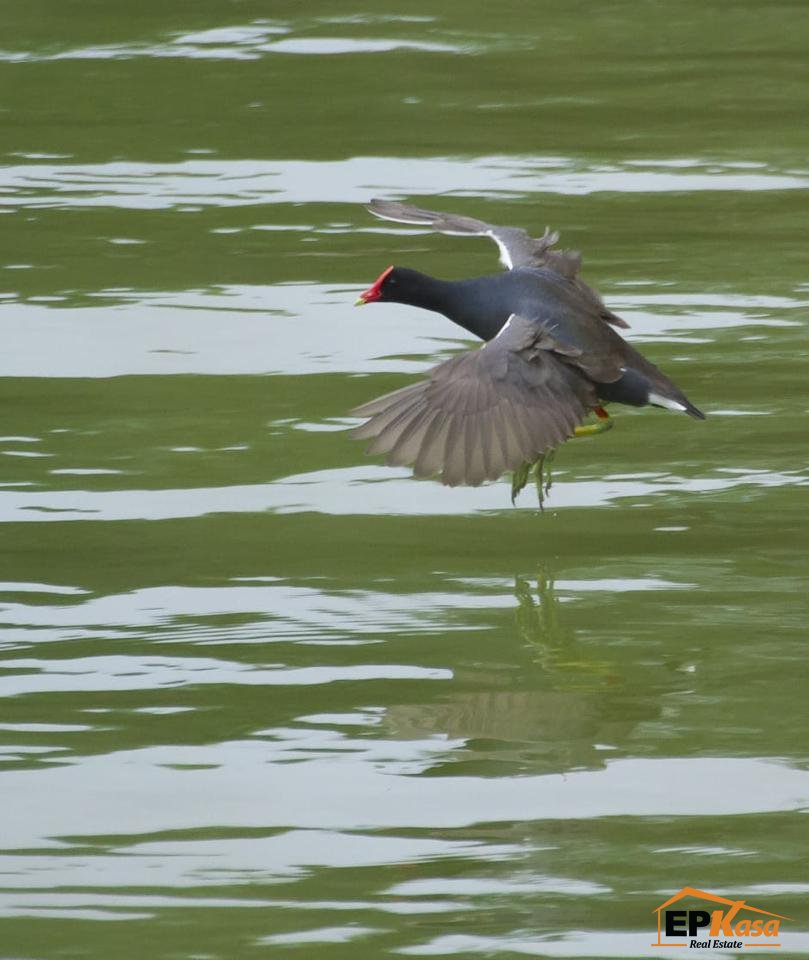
[574,407,613,438]
[573,419,613,438]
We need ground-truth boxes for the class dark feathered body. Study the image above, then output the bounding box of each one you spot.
[380,265,702,417]
[352,199,705,487]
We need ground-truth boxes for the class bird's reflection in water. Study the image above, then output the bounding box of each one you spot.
[514,569,615,685]
[385,570,658,777]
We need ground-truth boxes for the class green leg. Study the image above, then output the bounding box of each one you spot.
[510,410,614,507]
[511,461,532,505]
[511,447,557,508]
[535,447,556,511]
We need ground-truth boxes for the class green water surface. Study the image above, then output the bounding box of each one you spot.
[1,2,808,958]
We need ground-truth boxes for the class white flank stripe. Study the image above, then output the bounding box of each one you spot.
[486,230,513,269]
[493,315,514,340]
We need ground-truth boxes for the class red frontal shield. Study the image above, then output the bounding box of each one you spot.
[357,265,394,303]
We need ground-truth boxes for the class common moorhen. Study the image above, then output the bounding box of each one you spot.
[353,199,704,488]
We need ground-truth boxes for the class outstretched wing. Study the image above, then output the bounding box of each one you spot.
[367,198,629,329]
[367,197,575,273]
[351,314,596,487]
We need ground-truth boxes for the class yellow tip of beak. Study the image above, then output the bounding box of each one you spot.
[354,297,367,307]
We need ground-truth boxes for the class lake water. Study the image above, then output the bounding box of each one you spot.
[1,2,808,957]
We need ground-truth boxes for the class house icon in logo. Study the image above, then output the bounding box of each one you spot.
[652,886,791,948]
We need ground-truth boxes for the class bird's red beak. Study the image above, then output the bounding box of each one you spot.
[355,265,394,305]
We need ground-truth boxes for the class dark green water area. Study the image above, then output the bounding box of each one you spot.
[1,2,808,957]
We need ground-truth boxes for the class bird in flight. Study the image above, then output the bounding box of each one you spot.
[353,198,704,501]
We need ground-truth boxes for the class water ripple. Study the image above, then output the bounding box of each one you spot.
[2,282,790,378]
[1,656,451,696]
[1,156,805,212]
[0,581,500,646]
[0,21,467,63]
[2,752,808,844]
[398,929,809,957]
[0,465,802,521]
[0,831,518,890]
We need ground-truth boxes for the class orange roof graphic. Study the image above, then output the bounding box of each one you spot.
[653,886,791,921]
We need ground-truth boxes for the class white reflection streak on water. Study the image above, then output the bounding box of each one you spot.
[0,658,452,695]
[0,581,509,639]
[3,752,809,844]
[0,21,469,63]
[0,832,519,889]
[397,930,809,958]
[0,575,691,655]
[0,466,803,521]
[0,157,807,211]
[0,285,800,378]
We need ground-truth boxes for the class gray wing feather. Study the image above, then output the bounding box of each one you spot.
[368,198,565,273]
[366,199,495,236]
[367,198,629,329]
[351,315,597,487]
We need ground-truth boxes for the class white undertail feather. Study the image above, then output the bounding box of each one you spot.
[648,391,687,413]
